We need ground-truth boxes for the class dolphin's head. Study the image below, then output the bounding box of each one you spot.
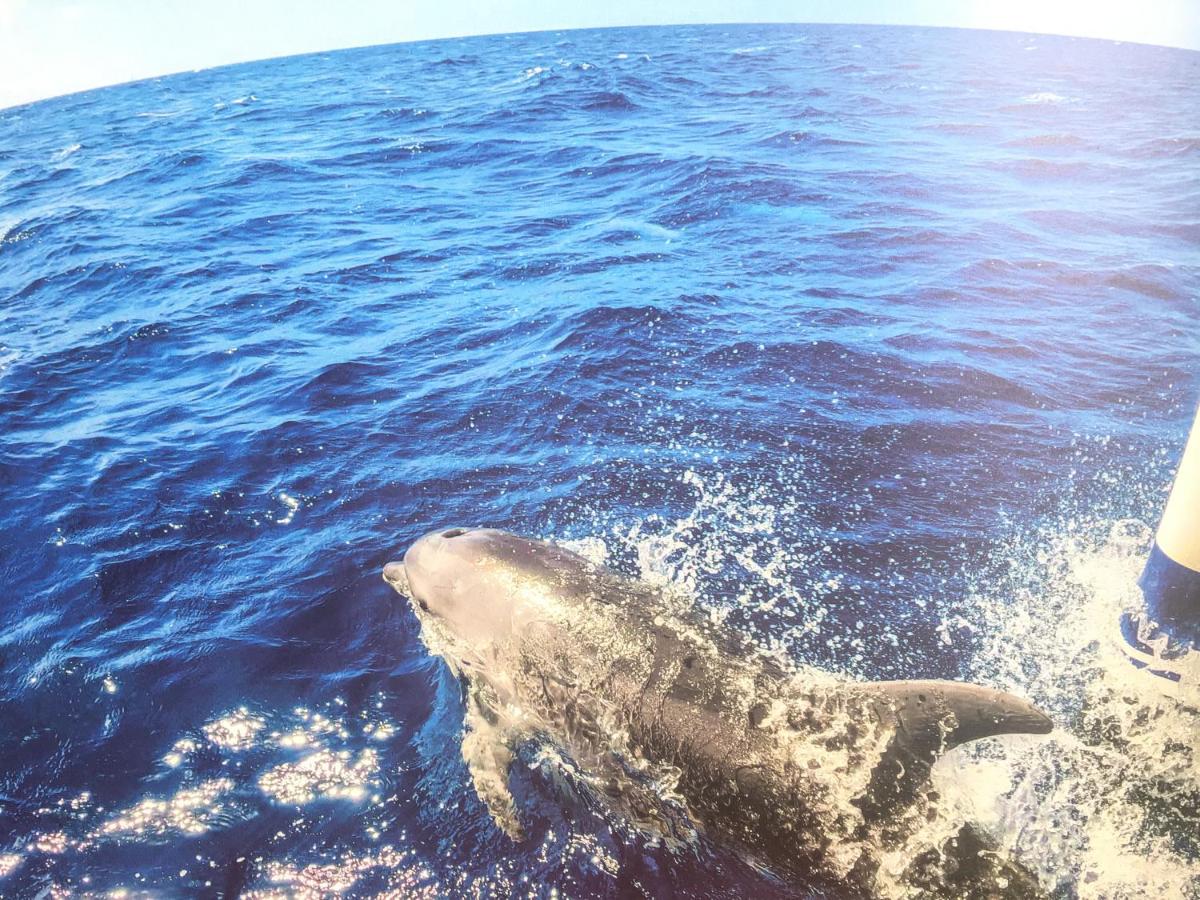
[383,528,594,647]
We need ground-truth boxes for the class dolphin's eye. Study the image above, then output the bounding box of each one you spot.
[442,528,467,538]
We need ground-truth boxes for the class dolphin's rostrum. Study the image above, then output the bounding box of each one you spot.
[383,527,1052,886]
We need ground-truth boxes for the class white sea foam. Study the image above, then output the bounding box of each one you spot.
[0,345,18,377]
[214,95,258,111]
[1021,91,1069,104]
[52,142,81,161]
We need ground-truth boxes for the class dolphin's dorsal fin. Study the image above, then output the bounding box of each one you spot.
[856,679,1051,818]
[870,679,1052,757]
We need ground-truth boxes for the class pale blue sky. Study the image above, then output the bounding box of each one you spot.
[2,1,1198,109]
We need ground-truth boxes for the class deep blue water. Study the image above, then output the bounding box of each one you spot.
[1,23,1198,898]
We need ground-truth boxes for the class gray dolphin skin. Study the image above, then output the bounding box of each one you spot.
[383,527,1053,887]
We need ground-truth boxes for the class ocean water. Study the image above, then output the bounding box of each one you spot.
[1,22,1198,898]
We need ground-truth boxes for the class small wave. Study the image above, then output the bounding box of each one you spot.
[581,90,638,112]
[1128,136,1200,159]
[1156,221,1200,246]
[1005,132,1087,149]
[213,94,259,111]
[925,122,995,136]
[378,105,428,119]
[1020,91,1070,104]
[988,157,1113,182]
[0,219,34,246]
[1106,266,1188,303]
[172,150,208,168]
[550,303,685,355]
[757,130,867,150]
[566,250,665,276]
[0,346,17,379]
[298,360,394,411]
[52,143,82,162]
[216,157,314,188]
[596,216,678,242]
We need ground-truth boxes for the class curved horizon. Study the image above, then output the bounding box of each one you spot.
[2,1,1199,111]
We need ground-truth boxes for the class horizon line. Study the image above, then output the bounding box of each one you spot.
[4,19,1197,114]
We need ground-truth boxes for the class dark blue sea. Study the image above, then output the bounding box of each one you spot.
[1,23,1198,899]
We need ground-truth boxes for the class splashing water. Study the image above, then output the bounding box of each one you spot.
[952,520,1200,898]
[561,472,1200,897]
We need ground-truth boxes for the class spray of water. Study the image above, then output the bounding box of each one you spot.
[952,518,1199,899]
[564,472,1199,898]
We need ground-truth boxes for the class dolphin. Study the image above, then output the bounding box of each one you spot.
[383,527,1052,887]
